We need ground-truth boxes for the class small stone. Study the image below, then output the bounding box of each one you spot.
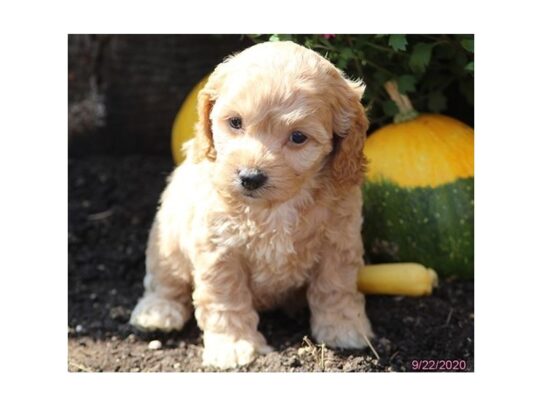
[75,324,84,333]
[148,340,162,350]
[173,363,181,369]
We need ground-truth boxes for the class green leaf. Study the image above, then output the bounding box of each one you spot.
[382,100,399,117]
[397,75,417,93]
[280,34,293,42]
[336,47,354,69]
[320,37,333,48]
[409,43,434,73]
[465,61,474,72]
[340,47,354,60]
[461,39,474,53]
[388,34,408,51]
[337,59,348,70]
[269,34,281,42]
[428,92,447,112]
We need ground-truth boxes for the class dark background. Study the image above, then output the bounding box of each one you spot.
[68,34,253,156]
[68,34,473,158]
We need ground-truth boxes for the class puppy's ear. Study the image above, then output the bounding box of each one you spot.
[192,62,228,162]
[330,78,369,187]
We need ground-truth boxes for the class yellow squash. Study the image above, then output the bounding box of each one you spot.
[358,263,438,296]
[362,81,474,279]
[365,113,474,188]
[171,75,209,164]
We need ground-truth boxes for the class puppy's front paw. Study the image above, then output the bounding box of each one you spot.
[130,295,190,332]
[311,310,374,349]
[202,332,273,369]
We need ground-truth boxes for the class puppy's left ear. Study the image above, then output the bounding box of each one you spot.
[330,78,369,187]
[192,61,229,162]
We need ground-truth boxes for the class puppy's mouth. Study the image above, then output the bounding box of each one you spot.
[239,184,272,200]
[242,191,258,198]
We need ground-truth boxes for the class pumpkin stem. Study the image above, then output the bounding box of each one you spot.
[384,81,419,123]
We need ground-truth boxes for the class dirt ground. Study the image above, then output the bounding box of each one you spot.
[68,155,474,372]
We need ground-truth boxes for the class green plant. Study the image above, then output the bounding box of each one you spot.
[248,34,474,129]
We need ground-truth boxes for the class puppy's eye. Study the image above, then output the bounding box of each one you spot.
[229,117,243,130]
[289,131,308,145]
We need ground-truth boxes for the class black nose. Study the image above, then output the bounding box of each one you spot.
[239,168,268,191]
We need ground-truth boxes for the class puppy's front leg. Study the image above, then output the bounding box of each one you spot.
[192,248,272,369]
[308,235,374,349]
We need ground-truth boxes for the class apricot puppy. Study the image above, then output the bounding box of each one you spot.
[130,41,374,369]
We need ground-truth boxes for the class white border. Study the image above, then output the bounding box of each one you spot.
[2,0,541,405]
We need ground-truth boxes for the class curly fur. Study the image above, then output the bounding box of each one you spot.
[130,41,374,369]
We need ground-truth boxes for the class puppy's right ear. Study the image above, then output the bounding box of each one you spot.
[192,80,217,162]
[192,62,229,162]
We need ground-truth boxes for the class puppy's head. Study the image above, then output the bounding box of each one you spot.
[193,41,368,204]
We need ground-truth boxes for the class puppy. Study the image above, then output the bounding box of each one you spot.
[130,41,374,369]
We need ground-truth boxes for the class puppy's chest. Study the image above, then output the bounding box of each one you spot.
[238,206,328,296]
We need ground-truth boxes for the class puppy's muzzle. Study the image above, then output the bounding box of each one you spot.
[238,168,268,191]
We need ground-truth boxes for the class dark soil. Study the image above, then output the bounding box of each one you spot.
[68,155,474,372]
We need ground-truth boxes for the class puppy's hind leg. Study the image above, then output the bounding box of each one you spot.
[130,220,193,332]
